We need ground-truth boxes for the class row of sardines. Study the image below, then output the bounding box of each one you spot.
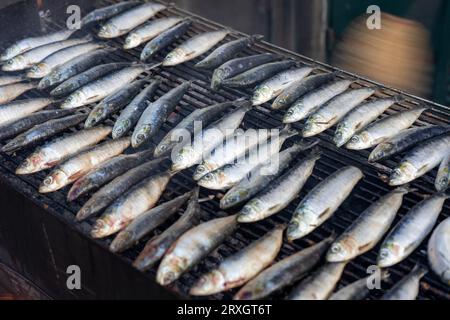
[0,1,449,300]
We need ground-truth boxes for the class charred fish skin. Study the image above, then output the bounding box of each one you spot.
[329,271,389,300]
[110,189,194,253]
[234,235,334,300]
[0,82,36,105]
[162,30,230,67]
[428,217,450,285]
[195,35,263,69]
[334,95,402,147]
[369,125,450,163]
[221,60,297,88]
[211,53,283,90]
[190,225,284,296]
[251,66,314,106]
[302,87,375,137]
[287,166,364,241]
[283,79,353,124]
[326,187,409,263]
[287,262,347,300]
[98,2,167,39]
[156,214,238,286]
[389,133,450,186]
[15,126,111,175]
[271,72,337,110]
[112,78,161,139]
[81,1,141,27]
[1,113,87,153]
[75,157,166,221]
[85,79,147,128]
[435,154,450,191]
[377,193,449,268]
[133,188,202,271]
[237,149,320,223]
[67,148,154,201]
[131,81,191,148]
[346,106,428,150]
[0,98,54,126]
[0,74,26,86]
[381,265,427,300]
[140,20,192,61]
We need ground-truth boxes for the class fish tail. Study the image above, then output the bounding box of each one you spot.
[250,34,264,42]
[392,94,405,103]
[394,184,417,194]
[381,270,390,281]
[298,138,321,153]
[279,124,298,139]
[411,264,428,279]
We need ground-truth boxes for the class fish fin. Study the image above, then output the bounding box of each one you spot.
[354,121,364,130]
[358,241,373,252]
[318,207,332,219]
[315,116,337,125]
[417,164,429,175]
[70,170,87,182]
[185,51,197,58]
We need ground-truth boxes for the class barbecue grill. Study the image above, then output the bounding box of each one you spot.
[0,0,449,300]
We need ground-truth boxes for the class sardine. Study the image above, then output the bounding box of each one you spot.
[251,67,313,106]
[377,193,448,268]
[76,157,166,221]
[381,265,427,300]
[195,35,263,69]
[389,133,450,186]
[435,154,450,191]
[334,95,402,147]
[302,87,375,137]
[190,225,284,296]
[140,20,192,61]
[346,106,428,150]
[131,81,191,147]
[0,82,36,104]
[162,30,229,67]
[123,17,183,49]
[237,149,320,223]
[326,187,409,262]
[0,98,54,126]
[329,271,389,300]
[286,262,347,300]
[283,80,353,123]
[98,2,167,38]
[234,235,334,300]
[81,1,141,27]
[0,74,26,86]
[39,138,130,193]
[427,217,450,285]
[287,166,363,241]
[15,126,111,174]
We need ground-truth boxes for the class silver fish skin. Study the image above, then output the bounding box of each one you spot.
[329,271,390,300]
[334,95,402,147]
[85,79,147,128]
[156,214,238,286]
[0,74,26,86]
[131,81,191,147]
[162,30,230,67]
[2,38,91,72]
[110,190,194,253]
[237,149,320,223]
[234,235,334,300]
[91,170,173,238]
[1,29,75,61]
[195,35,263,69]
[427,217,450,285]
[190,225,284,296]
[0,98,54,126]
[287,262,347,300]
[133,188,202,271]
[154,100,236,158]
[211,53,283,89]
[271,72,337,110]
[39,138,131,193]
[287,166,364,241]
[15,126,111,175]
[283,79,353,123]
[98,2,167,38]
[369,125,450,163]
[81,1,141,27]
[381,265,427,300]
[27,41,101,79]
[346,106,428,150]
[0,82,36,105]
[124,17,184,49]
[171,103,251,171]
[389,133,450,186]
[378,193,449,268]
[326,187,409,263]
[1,113,87,153]
[220,144,302,209]
[251,67,314,106]
[76,157,166,221]
[302,87,375,137]
[435,153,450,192]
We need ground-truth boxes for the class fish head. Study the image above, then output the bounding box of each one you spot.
[211,67,228,89]
[140,44,159,61]
[326,237,358,262]
[189,270,225,296]
[98,23,118,38]
[1,45,19,61]
[377,242,402,268]
[109,230,133,253]
[61,91,85,109]
[286,205,317,241]
[132,124,152,148]
[192,163,212,181]
[197,171,225,189]
[283,104,303,123]
[90,215,117,239]
[112,119,131,139]
[154,141,171,157]
[85,107,104,128]
[16,152,44,174]
[220,188,248,209]
[368,142,394,162]
[389,161,416,186]
[302,114,323,137]
[123,33,141,49]
[334,123,353,147]
[346,132,371,150]
[252,85,271,105]
[163,48,184,66]
[39,73,57,90]
[171,147,196,171]
[2,55,23,71]
[39,169,68,193]
[237,198,263,223]
[27,63,48,78]
[156,256,186,285]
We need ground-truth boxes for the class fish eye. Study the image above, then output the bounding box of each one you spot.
[196,165,206,173]
[159,144,167,151]
[44,176,53,186]
[350,136,360,143]
[203,173,213,181]
[331,244,342,253]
